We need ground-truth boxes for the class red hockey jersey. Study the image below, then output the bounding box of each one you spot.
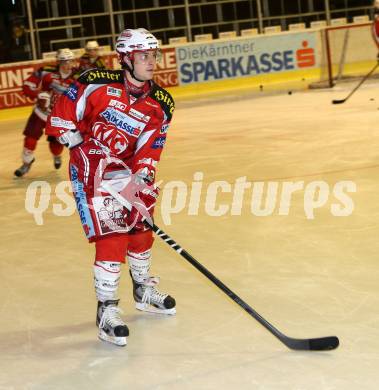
[45,69,174,176]
[23,65,76,121]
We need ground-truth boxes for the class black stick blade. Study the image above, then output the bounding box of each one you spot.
[332,99,345,105]
[308,336,339,351]
[282,336,339,351]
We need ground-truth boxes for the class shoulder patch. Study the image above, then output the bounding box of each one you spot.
[77,69,123,84]
[150,84,175,121]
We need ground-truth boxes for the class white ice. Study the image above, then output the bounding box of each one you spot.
[0,82,379,389]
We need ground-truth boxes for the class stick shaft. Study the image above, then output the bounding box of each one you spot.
[152,223,286,339]
[152,223,339,351]
[102,169,339,350]
[103,182,277,333]
[334,62,379,103]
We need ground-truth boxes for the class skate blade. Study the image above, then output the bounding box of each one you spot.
[98,330,127,347]
[135,302,176,315]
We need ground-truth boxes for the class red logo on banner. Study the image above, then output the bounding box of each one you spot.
[296,41,315,68]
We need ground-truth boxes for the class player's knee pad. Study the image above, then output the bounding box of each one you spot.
[93,261,121,302]
[95,234,128,263]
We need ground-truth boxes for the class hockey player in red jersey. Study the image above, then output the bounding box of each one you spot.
[78,40,106,72]
[46,28,175,347]
[14,48,77,177]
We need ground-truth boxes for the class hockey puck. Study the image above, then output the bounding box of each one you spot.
[370,98,375,101]
[259,85,263,91]
[288,91,292,95]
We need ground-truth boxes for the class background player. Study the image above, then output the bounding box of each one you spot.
[14,48,77,177]
[78,40,106,72]
[46,29,176,347]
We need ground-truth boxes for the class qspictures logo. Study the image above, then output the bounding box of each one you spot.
[24,171,356,226]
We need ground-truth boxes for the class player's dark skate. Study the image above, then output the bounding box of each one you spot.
[14,158,35,177]
[96,299,129,346]
[132,276,176,315]
[53,156,62,169]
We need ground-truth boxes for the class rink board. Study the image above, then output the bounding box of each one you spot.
[2,26,378,111]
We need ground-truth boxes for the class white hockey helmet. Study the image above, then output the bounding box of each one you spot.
[85,40,99,50]
[56,48,75,61]
[115,28,160,81]
[115,28,160,54]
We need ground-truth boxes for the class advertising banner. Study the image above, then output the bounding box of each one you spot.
[154,48,179,88]
[0,63,40,109]
[175,32,318,85]
[0,48,178,110]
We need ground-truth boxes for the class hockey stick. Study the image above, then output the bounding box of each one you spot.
[102,182,339,351]
[332,62,379,104]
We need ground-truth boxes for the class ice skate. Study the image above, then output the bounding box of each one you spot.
[14,158,35,177]
[132,276,176,315]
[53,155,62,169]
[96,299,129,346]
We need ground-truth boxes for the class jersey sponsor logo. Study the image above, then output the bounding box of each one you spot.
[88,149,103,155]
[129,108,150,123]
[107,86,122,97]
[101,107,146,137]
[109,99,127,111]
[50,116,76,129]
[92,121,129,154]
[145,100,159,108]
[153,89,175,114]
[65,84,78,101]
[86,70,122,82]
[92,196,128,235]
[160,123,169,134]
[151,136,166,149]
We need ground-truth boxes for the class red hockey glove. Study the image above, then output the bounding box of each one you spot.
[127,181,159,231]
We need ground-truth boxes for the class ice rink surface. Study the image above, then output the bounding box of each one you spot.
[1,82,379,389]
